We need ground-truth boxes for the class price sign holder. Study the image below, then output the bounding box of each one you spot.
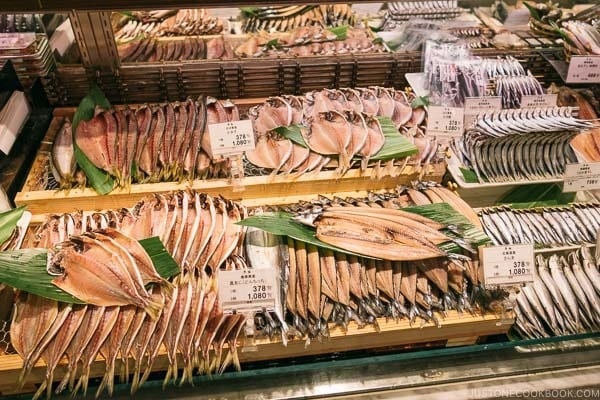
[563,162,600,193]
[426,105,464,138]
[208,120,256,192]
[480,244,534,287]
[519,94,557,109]
[566,56,600,84]
[218,268,278,314]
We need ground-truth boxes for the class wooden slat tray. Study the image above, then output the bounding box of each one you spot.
[15,106,445,219]
[0,311,512,396]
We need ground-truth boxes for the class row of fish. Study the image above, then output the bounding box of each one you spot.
[453,131,577,183]
[247,187,495,341]
[469,107,593,137]
[11,273,244,399]
[494,73,544,109]
[241,5,355,33]
[384,1,464,29]
[17,191,248,397]
[560,21,600,56]
[245,87,428,176]
[276,237,493,341]
[118,36,232,62]
[114,9,223,40]
[73,97,239,187]
[480,204,600,248]
[515,251,600,339]
[234,27,384,58]
[33,191,246,277]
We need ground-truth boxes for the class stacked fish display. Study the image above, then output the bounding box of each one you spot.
[118,36,233,62]
[480,204,600,248]
[559,21,600,57]
[234,26,385,58]
[245,186,495,341]
[245,87,432,177]
[514,251,599,339]
[452,107,596,183]
[481,57,544,109]
[73,97,239,188]
[554,86,600,169]
[15,191,247,398]
[241,5,355,33]
[114,9,223,40]
[383,1,465,29]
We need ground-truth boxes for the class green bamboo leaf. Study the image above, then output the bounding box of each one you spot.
[0,249,85,303]
[72,85,115,195]
[328,25,348,40]
[499,183,575,208]
[266,38,280,49]
[402,203,491,251]
[371,117,418,161]
[0,206,25,245]
[240,7,258,17]
[139,237,180,279]
[411,96,430,109]
[460,167,479,183]
[522,2,541,21]
[275,124,308,147]
[237,212,368,257]
[0,237,179,303]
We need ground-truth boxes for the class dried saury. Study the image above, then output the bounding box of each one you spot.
[241,4,355,33]
[479,204,600,248]
[514,250,600,339]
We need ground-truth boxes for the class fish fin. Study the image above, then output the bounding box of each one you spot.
[144,298,164,320]
[31,379,46,400]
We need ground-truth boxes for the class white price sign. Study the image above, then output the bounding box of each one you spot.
[563,162,600,192]
[520,94,557,109]
[426,105,464,137]
[463,96,501,127]
[218,268,277,313]
[208,120,255,156]
[480,244,534,286]
[566,56,600,84]
[0,33,35,50]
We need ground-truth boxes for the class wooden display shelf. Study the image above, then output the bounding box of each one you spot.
[0,311,512,396]
[15,107,445,219]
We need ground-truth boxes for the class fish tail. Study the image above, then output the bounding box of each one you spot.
[218,351,232,375]
[138,360,154,391]
[45,371,54,400]
[144,298,164,320]
[130,361,141,394]
[95,375,108,399]
[55,369,70,394]
[360,156,369,172]
[162,365,172,389]
[31,379,46,400]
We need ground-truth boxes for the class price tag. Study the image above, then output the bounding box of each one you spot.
[218,268,277,313]
[0,33,35,50]
[480,244,534,286]
[519,94,557,109]
[463,96,501,127]
[563,162,600,192]
[208,120,255,157]
[426,105,464,138]
[566,56,600,84]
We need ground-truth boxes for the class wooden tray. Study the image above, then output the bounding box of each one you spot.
[0,310,512,396]
[15,106,445,219]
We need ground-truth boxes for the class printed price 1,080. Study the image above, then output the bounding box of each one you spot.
[247,284,269,300]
